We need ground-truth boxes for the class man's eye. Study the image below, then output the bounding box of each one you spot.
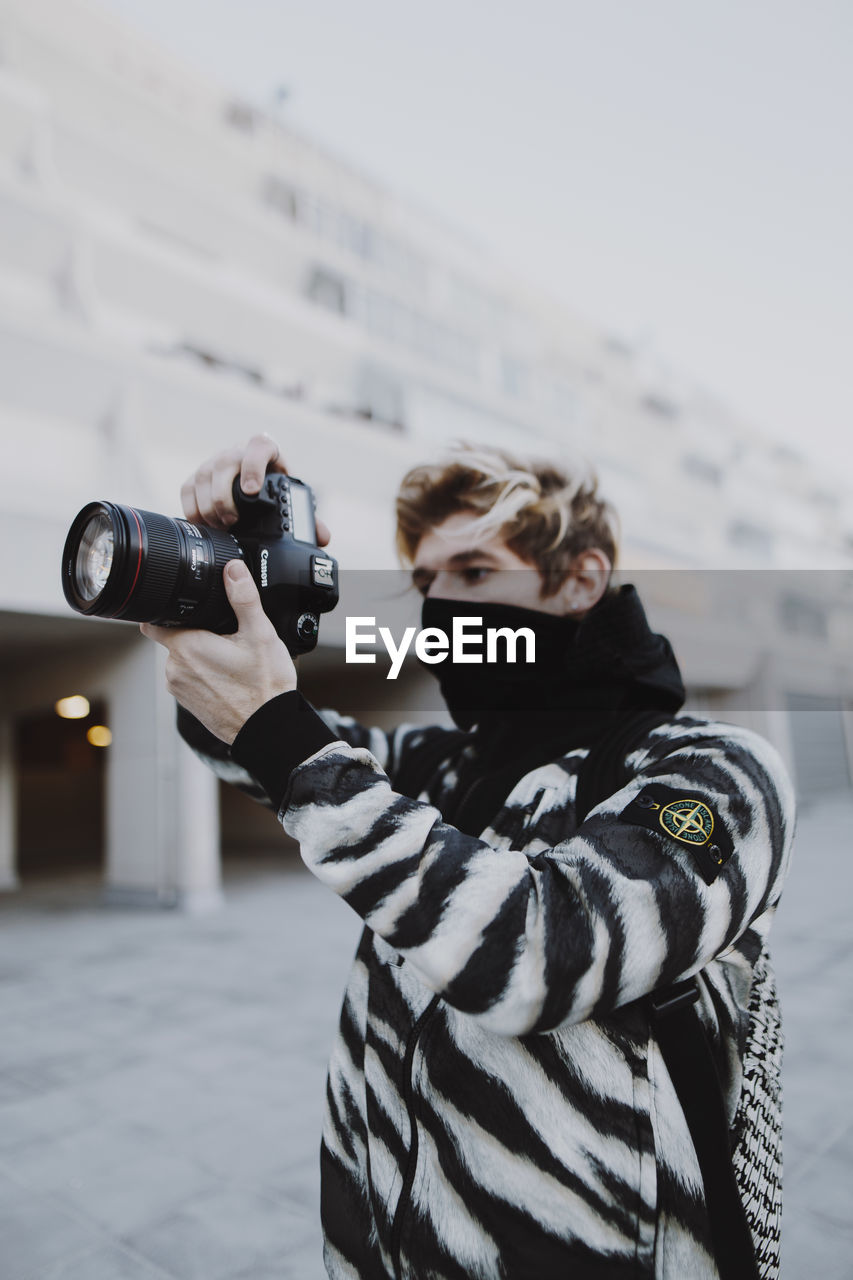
[460,567,491,585]
[412,572,434,596]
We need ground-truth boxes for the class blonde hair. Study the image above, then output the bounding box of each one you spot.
[396,445,618,596]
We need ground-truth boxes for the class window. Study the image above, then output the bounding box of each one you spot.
[306,267,347,316]
[501,356,529,399]
[262,175,301,222]
[225,100,259,133]
[779,595,828,640]
[641,393,679,420]
[727,520,774,559]
[681,454,723,486]
[356,366,405,429]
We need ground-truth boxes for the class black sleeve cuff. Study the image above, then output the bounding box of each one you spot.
[230,690,339,811]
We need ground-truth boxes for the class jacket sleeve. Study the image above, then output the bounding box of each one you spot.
[176,699,453,802]
[279,718,795,1035]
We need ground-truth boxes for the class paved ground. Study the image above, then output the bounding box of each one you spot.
[0,794,851,1280]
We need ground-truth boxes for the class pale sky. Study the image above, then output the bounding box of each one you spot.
[100,0,853,479]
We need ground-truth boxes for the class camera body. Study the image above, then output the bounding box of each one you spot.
[61,473,339,656]
[226,473,338,653]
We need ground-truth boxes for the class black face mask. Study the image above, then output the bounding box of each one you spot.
[419,596,584,729]
[420,588,686,732]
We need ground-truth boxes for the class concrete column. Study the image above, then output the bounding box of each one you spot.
[172,740,224,914]
[0,717,19,891]
[751,656,796,787]
[719,652,797,786]
[840,702,853,788]
[103,638,222,911]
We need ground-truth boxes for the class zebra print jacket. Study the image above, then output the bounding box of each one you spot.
[185,700,795,1279]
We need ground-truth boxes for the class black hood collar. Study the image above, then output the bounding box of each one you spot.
[420,584,685,734]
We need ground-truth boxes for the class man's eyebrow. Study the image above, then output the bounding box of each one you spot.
[411,550,502,582]
[445,549,502,567]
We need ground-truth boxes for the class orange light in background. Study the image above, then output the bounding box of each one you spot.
[55,695,90,719]
[86,725,112,748]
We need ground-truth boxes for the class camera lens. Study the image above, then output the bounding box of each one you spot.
[75,510,115,603]
[62,501,244,629]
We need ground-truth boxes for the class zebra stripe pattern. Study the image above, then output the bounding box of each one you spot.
[187,708,795,1278]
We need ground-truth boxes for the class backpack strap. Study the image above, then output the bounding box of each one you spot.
[650,988,761,1280]
[575,711,761,1280]
[574,708,672,823]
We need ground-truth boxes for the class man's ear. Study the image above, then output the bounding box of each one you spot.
[554,549,612,616]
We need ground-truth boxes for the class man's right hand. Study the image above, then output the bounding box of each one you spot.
[180,433,332,545]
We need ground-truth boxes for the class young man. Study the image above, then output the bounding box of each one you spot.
[143,434,795,1280]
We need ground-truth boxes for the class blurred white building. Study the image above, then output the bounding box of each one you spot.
[2,0,852,903]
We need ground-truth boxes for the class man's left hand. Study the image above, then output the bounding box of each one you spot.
[140,560,297,744]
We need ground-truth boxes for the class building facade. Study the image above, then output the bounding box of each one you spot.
[2,0,852,903]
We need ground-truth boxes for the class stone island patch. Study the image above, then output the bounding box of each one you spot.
[660,797,714,845]
[619,783,734,884]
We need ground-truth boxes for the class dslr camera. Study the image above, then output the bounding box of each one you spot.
[61,473,339,655]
